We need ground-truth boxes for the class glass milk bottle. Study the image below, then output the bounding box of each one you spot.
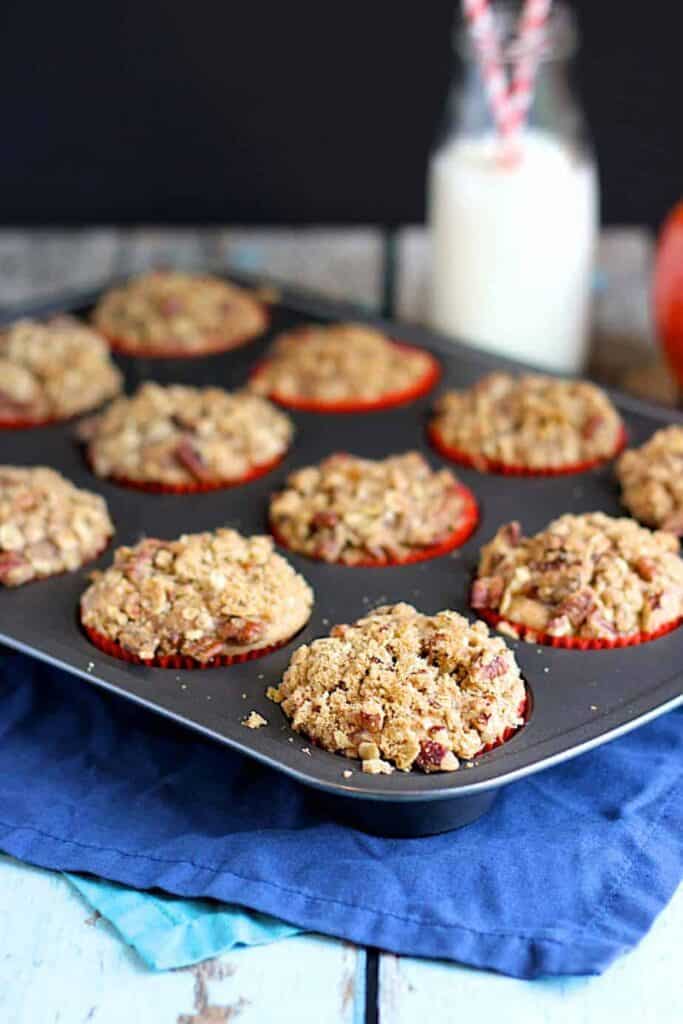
[428,2,598,374]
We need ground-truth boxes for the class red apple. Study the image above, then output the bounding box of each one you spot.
[654,200,683,388]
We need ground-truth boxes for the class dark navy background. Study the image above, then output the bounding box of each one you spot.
[0,1,679,228]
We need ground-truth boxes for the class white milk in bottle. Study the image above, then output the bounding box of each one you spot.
[429,131,598,373]
[428,3,598,375]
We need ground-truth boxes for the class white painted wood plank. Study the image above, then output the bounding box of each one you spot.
[114,227,211,276]
[114,226,384,310]
[0,229,120,307]
[208,227,384,309]
[181,935,362,1024]
[0,855,362,1024]
[395,226,430,324]
[378,882,683,1024]
[0,226,384,311]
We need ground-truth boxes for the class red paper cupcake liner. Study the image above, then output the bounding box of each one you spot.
[0,413,64,430]
[475,695,529,757]
[250,342,441,414]
[270,482,478,567]
[87,449,287,494]
[101,304,269,360]
[82,623,295,669]
[428,422,628,476]
[474,604,683,649]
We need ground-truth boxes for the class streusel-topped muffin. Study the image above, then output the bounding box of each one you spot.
[269,452,477,565]
[429,373,624,473]
[93,271,267,357]
[79,383,293,491]
[472,512,683,645]
[80,529,313,667]
[269,603,526,774]
[0,466,113,586]
[0,317,122,426]
[250,323,440,412]
[617,425,683,534]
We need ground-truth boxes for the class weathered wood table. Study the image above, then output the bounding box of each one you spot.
[0,228,680,1024]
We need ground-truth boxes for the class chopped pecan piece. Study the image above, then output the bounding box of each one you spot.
[587,610,617,637]
[159,296,185,316]
[662,512,683,536]
[217,616,265,646]
[473,654,507,681]
[311,510,339,530]
[359,707,384,731]
[635,557,657,581]
[125,539,165,582]
[558,589,595,627]
[173,438,213,482]
[0,550,30,585]
[184,638,225,662]
[471,576,504,610]
[582,414,604,440]
[500,521,521,546]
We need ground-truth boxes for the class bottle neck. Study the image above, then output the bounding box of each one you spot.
[440,54,590,161]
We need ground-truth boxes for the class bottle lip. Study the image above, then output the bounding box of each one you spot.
[454,1,577,63]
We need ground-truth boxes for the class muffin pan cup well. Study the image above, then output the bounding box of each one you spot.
[475,606,683,651]
[83,450,288,495]
[100,300,270,359]
[428,422,629,476]
[82,623,303,669]
[0,274,682,837]
[269,482,479,567]
[249,342,441,413]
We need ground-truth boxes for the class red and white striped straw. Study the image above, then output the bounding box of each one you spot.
[461,0,552,156]
[462,0,515,143]
[509,0,552,134]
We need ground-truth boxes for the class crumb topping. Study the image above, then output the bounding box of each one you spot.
[0,317,122,422]
[250,323,434,403]
[0,466,113,586]
[617,425,683,534]
[431,372,623,469]
[269,603,525,773]
[93,271,267,354]
[473,512,683,639]
[79,383,293,486]
[270,452,472,564]
[243,711,268,729]
[80,529,313,662]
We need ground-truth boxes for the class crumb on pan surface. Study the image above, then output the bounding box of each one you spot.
[242,711,268,729]
[473,512,683,640]
[79,383,293,487]
[429,372,624,470]
[0,466,113,586]
[80,528,313,663]
[92,270,267,355]
[0,317,122,423]
[617,425,683,534]
[250,322,436,405]
[270,451,475,565]
[268,603,525,774]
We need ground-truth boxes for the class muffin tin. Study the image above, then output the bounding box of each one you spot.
[1,275,682,836]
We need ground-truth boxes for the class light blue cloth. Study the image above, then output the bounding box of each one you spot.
[66,873,302,969]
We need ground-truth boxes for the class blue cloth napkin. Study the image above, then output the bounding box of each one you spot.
[65,874,302,969]
[0,652,681,979]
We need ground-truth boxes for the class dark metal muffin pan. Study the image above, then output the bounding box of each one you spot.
[1,276,682,836]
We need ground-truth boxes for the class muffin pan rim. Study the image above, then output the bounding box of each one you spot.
[0,272,682,813]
